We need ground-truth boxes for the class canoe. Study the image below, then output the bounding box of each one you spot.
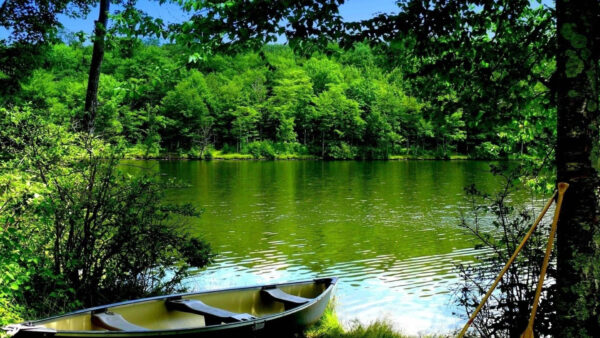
[3,277,338,338]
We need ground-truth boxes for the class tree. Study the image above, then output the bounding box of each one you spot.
[174,0,346,52]
[266,68,315,143]
[438,110,466,156]
[304,56,343,94]
[313,84,364,158]
[162,70,215,155]
[0,0,105,131]
[84,0,169,132]
[232,106,259,151]
[1,0,170,133]
[82,0,110,132]
[555,1,600,335]
[0,0,92,43]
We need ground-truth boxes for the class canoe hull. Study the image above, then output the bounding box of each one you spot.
[9,278,337,338]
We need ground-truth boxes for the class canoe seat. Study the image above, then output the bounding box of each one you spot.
[92,312,148,331]
[166,298,255,325]
[261,287,310,310]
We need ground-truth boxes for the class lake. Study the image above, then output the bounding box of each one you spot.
[124,160,511,335]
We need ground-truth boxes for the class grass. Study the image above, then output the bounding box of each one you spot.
[304,303,446,338]
[388,155,439,160]
[210,153,467,161]
[274,154,318,160]
[388,154,470,160]
[211,150,318,160]
[210,151,254,160]
[304,306,404,338]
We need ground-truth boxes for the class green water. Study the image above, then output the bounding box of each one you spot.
[124,160,508,334]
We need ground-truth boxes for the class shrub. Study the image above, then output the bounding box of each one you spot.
[203,149,214,160]
[0,298,23,327]
[474,141,502,159]
[220,143,237,154]
[0,229,29,326]
[244,141,276,159]
[327,142,357,159]
[454,166,554,337]
[0,106,213,319]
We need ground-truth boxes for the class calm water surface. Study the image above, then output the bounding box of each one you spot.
[127,160,510,335]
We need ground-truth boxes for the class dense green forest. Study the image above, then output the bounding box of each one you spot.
[2,39,553,160]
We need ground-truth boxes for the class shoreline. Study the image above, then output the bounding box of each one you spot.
[122,153,514,161]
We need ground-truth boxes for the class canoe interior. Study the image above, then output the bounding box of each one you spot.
[38,280,330,332]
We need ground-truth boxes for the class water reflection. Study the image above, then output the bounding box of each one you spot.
[123,160,505,335]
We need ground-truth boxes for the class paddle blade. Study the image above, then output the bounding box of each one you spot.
[520,326,534,338]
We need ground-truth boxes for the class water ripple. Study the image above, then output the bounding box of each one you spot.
[136,160,531,335]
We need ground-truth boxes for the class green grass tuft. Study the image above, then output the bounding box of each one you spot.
[304,303,409,338]
[304,301,451,338]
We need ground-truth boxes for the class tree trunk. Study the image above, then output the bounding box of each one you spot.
[83,0,110,133]
[321,130,325,158]
[555,0,600,336]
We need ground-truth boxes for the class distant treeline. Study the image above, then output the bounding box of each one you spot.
[1,41,553,159]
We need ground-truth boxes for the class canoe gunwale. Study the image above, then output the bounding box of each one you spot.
[12,277,337,337]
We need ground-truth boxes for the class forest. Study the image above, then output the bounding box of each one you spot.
[2,39,552,160]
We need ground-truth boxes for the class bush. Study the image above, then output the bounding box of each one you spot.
[474,141,502,159]
[0,298,23,327]
[454,166,554,337]
[220,143,237,154]
[125,142,162,159]
[431,147,451,160]
[326,142,358,159]
[203,149,214,160]
[0,106,213,319]
[0,229,29,326]
[244,141,276,159]
[272,141,309,156]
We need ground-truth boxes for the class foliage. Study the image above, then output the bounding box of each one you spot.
[161,70,215,155]
[173,0,346,52]
[0,0,93,43]
[0,106,213,319]
[454,166,555,337]
[244,141,276,160]
[0,228,29,326]
[0,40,553,160]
